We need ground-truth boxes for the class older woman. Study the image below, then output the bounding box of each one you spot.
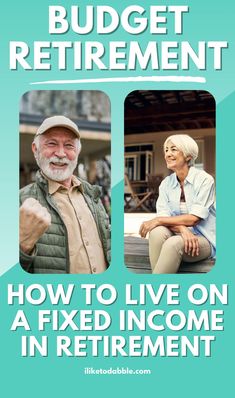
[139,134,216,274]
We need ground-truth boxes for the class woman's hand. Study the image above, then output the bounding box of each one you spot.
[178,226,199,257]
[139,218,161,238]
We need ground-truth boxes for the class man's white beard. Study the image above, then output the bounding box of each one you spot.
[35,152,78,182]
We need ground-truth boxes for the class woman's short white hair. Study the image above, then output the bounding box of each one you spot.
[164,134,198,166]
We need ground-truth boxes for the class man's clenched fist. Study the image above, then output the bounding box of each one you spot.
[20,198,51,254]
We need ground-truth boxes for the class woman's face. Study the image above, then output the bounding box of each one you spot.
[164,140,188,171]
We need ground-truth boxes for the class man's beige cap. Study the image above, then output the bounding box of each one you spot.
[36,115,80,138]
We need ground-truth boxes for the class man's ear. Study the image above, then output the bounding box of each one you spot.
[32,142,37,154]
[32,142,38,160]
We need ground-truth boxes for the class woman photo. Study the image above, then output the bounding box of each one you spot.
[139,134,216,274]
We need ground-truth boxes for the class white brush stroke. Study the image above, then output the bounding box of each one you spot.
[31,75,206,85]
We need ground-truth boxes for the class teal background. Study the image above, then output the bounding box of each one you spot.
[0,0,234,396]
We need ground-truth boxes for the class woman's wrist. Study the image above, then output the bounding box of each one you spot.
[155,217,162,226]
[178,225,188,233]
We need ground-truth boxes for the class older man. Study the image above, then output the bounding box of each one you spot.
[20,115,110,274]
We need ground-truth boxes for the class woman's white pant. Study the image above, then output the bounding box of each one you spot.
[149,226,211,274]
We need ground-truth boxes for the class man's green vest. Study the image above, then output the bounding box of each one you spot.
[20,172,111,273]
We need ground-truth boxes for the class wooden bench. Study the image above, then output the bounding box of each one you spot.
[125,236,215,274]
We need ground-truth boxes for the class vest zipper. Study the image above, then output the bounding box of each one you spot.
[46,193,70,274]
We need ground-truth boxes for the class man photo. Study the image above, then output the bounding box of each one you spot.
[20,115,110,274]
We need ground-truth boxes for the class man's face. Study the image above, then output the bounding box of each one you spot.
[32,127,80,183]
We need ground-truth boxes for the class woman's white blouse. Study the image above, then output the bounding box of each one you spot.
[156,167,216,258]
